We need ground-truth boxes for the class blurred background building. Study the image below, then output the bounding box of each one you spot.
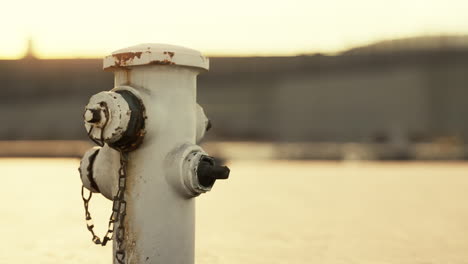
[1,36,468,159]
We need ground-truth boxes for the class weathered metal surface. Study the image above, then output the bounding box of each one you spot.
[84,90,146,151]
[166,143,211,197]
[91,144,121,200]
[111,65,201,263]
[109,89,146,152]
[84,92,132,145]
[80,43,229,264]
[79,146,101,193]
[195,104,209,143]
[103,44,209,71]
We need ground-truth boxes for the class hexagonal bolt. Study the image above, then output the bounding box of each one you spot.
[84,108,102,123]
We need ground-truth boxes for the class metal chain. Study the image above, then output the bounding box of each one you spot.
[81,150,128,263]
[115,150,128,264]
[81,102,129,264]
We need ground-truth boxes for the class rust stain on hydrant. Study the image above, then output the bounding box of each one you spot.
[149,59,176,65]
[113,52,143,67]
[163,51,175,58]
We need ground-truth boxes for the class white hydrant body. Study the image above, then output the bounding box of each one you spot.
[114,66,198,264]
[79,44,229,264]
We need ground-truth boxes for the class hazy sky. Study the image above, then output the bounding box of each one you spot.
[1,0,468,58]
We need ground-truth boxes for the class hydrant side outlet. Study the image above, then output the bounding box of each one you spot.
[84,89,145,150]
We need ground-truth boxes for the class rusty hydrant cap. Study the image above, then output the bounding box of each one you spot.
[103,43,209,71]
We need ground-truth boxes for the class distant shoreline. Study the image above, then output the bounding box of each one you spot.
[0,140,466,161]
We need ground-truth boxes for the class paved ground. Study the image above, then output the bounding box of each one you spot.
[1,159,468,263]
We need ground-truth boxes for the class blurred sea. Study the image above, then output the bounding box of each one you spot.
[1,159,468,264]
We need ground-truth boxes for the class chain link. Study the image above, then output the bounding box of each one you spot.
[81,102,129,263]
[115,150,128,264]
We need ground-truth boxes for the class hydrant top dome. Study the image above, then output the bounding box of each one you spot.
[103,43,209,71]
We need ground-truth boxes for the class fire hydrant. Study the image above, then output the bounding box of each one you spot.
[78,44,230,264]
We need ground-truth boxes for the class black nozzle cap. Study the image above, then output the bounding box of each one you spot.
[197,156,230,188]
[211,165,230,179]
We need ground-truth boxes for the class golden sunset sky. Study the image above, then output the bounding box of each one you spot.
[1,0,468,59]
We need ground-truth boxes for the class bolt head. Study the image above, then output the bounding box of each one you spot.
[206,120,212,131]
[84,108,101,123]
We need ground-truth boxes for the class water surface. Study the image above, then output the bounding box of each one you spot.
[1,159,468,263]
